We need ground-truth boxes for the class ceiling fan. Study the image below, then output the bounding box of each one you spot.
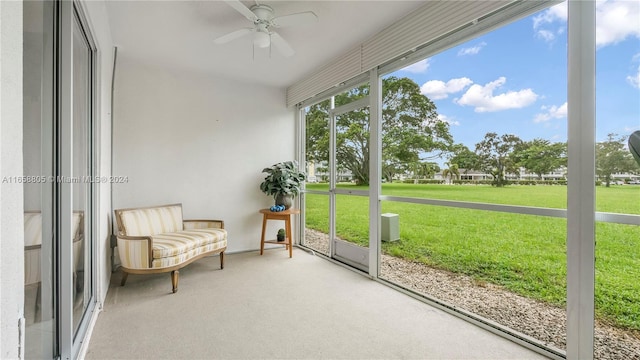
[214,0,318,57]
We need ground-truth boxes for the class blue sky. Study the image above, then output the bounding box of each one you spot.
[389,0,640,151]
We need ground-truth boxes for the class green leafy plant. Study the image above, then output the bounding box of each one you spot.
[259,161,306,199]
[277,228,286,241]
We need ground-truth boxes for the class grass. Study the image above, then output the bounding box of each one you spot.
[304,183,640,331]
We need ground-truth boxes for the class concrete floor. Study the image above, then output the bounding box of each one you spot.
[86,248,548,359]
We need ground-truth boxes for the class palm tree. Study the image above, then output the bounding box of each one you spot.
[411,161,440,183]
[442,163,460,184]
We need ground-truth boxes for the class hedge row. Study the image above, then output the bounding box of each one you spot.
[401,179,446,184]
[508,180,568,186]
[452,179,569,185]
[399,179,570,185]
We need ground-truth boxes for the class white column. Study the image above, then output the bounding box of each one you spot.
[567,0,596,359]
[368,69,382,278]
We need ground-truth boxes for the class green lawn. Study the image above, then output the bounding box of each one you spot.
[304,183,640,331]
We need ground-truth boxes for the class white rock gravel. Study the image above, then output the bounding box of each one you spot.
[303,229,640,360]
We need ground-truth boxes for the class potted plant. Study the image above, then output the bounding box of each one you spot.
[277,228,286,242]
[259,160,306,209]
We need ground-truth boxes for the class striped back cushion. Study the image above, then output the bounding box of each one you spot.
[119,205,183,236]
[72,212,83,239]
[24,211,83,246]
[24,212,43,246]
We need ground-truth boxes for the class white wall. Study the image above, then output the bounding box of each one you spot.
[0,1,24,358]
[113,56,296,253]
[82,0,114,306]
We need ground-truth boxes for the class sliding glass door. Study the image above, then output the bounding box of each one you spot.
[23,1,56,357]
[302,84,371,272]
[331,98,370,271]
[23,1,97,358]
[71,4,95,339]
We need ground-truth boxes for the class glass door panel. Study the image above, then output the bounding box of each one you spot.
[303,99,331,255]
[23,2,97,357]
[333,194,369,271]
[305,99,330,187]
[334,100,370,191]
[71,12,92,335]
[302,193,330,256]
[24,1,56,358]
[331,98,370,271]
[302,83,371,272]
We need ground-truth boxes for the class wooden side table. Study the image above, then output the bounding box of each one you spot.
[259,208,300,258]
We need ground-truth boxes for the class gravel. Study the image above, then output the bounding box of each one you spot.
[304,229,640,360]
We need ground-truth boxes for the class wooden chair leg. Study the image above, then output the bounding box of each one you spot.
[260,215,267,255]
[220,252,224,269]
[120,272,129,286]
[35,283,41,323]
[171,270,179,293]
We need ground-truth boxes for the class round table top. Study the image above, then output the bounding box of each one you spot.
[260,208,300,215]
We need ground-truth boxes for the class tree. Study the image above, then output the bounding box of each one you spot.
[442,163,460,184]
[408,161,440,183]
[475,132,522,187]
[382,161,404,183]
[305,77,453,185]
[420,162,440,179]
[515,139,567,180]
[305,98,331,173]
[448,143,479,173]
[596,133,637,187]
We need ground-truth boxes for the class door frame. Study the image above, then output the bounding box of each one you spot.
[327,95,371,271]
[57,1,99,357]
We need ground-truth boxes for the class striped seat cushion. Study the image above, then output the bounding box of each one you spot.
[151,241,227,268]
[151,228,227,260]
[119,205,183,236]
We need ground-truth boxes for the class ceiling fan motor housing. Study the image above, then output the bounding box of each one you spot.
[215,0,317,57]
[251,5,274,48]
[251,5,275,24]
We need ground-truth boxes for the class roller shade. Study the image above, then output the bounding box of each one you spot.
[286,46,361,108]
[361,1,509,71]
[287,0,554,107]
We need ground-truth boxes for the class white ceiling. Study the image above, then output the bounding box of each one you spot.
[105,1,426,89]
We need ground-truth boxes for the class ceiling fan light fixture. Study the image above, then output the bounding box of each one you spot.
[217,0,317,57]
[253,31,271,48]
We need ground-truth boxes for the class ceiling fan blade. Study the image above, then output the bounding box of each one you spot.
[214,28,253,44]
[270,32,295,57]
[272,11,318,28]
[223,0,257,22]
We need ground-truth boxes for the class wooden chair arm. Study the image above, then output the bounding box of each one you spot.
[117,234,153,241]
[116,235,154,269]
[183,219,225,229]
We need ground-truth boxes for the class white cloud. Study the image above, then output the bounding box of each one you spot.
[532,2,567,41]
[458,42,487,56]
[420,77,473,100]
[627,65,640,88]
[595,0,640,47]
[455,77,539,112]
[437,114,460,126]
[536,29,556,42]
[400,59,430,74]
[533,1,640,47]
[533,3,567,29]
[534,102,568,123]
